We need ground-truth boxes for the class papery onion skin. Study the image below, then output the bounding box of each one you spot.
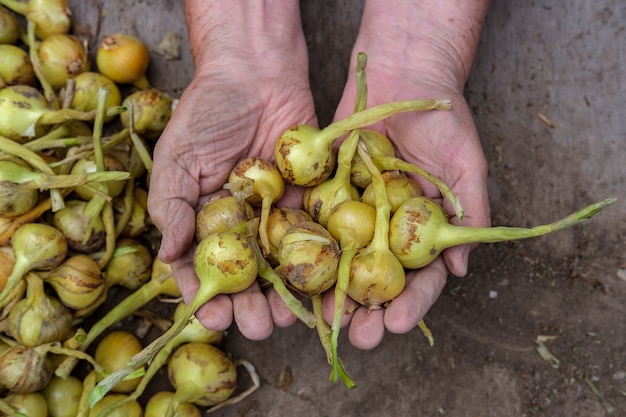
[266,207,312,265]
[347,249,406,309]
[120,88,174,139]
[0,345,53,393]
[8,273,74,346]
[326,200,375,250]
[44,254,106,310]
[12,222,68,271]
[38,33,89,89]
[276,221,341,295]
[167,342,237,407]
[195,195,254,242]
[53,200,106,253]
[0,44,36,86]
[65,71,122,115]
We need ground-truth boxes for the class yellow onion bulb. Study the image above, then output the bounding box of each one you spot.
[8,273,73,346]
[361,171,423,214]
[0,44,35,86]
[350,129,397,189]
[96,33,150,89]
[94,331,145,393]
[65,71,122,116]
[104,238,153,289]
[167,342,237,408]
[276,221,340,295]
[265,207,312,265]
[145,391,201,417]
[70,153,128,200]
[326,200,375,250]
[195,195,255,242]
[88,394,143,417]
[347,248,406,309]
[53,199,106,253]
[0,160,40,217]
[3,393,48,417]
[0,345,53,393]
[25,0,71,39]
[41,375,83,417]
[0,84,51,141]
[43,254,106,311]
[120,88,174,140]
[0,5,21,45]
[38,33,89,90]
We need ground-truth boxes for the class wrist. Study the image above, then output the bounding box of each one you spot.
[184,0,307,80]
[353,0,489,94]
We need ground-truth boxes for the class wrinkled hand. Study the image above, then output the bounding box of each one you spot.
[322,56,491,349]
[148,66,316,340]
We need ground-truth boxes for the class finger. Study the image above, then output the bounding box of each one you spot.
[266,288,299,328]
[148,144,199,263]
[321,289,357,329]
[383,257,448,334]
[348,307,385,350]
[232,282,274,340]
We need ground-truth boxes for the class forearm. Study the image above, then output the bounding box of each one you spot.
[355,0,490,90]
[183,0,306,77]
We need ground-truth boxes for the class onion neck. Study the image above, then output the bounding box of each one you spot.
[435,197,618,249]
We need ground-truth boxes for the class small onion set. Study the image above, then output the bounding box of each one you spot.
[0,4,617,416]
[0,4,259,417]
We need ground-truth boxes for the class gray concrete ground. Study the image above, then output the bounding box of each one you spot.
[67,1,625,416]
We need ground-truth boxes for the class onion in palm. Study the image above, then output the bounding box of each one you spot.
[120,88,174,139]
[389,195,617,270]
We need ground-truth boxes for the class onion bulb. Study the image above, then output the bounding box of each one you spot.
[96,33,151,89]
[53,199,106,253]
[70,153,128,200]
[94,331,145,393]
[0,344,53,393]
[0,222,67,305]
[0,84,123,142]
[120,88,174,139]
[276,221,340,296]
[0,5,21,45]
[350,129,396,189]
[3,392,48,417]
[0,44,35,86]
[43,254,105,311]
[64,70,122,117]
[225,157,285,256]
[195,195,255,242]
[0,0,71,39]
[38,33,89,89]
[389,195,618,270]
[265,207,312,265]
[104,238,153,289]
[145,392,201,417]
[88,394,143,417]
[274,98,451,187]
[361,170,422,213]
[167,342,237,410]
[40,375,83,417]
[8,272,73,346]
[88,230,257,405]
[54,257,179,380]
